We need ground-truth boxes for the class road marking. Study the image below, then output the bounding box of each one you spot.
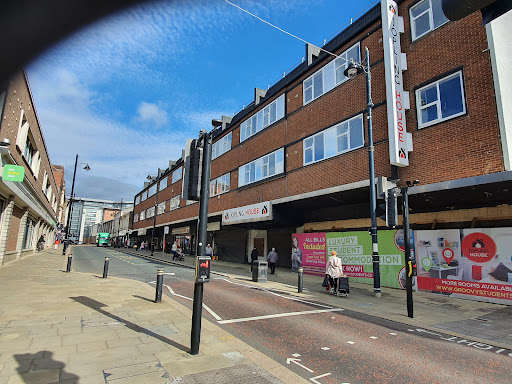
[163,272,175,275]
[370,336,378,339]
[347,341,355,344]
[292,353,301,357]
[218,308,344,324]
[164,284,222,320]
[202,303,222,321]
[220,278,334,309]
[321,347,330,351]
[286,357,314,373]
[389,333,397,335]
[310,373,332,383]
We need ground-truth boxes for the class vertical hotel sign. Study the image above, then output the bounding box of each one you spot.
[382,0,412,167]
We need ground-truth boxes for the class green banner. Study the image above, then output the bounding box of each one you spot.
[2,165,25,182]
[326,230,405,289]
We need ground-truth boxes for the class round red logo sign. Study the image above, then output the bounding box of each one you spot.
[461,233,497,263]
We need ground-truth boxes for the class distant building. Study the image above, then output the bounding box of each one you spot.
[0,72,60,264]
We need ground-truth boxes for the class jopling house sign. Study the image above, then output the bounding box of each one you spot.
[382,0,413,167]
[222,201,272,225]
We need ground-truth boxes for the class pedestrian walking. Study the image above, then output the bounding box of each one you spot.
[266,247,278,274]
[205,243,213,258]
[140,241,145,252]
[171,241,178,259]
[326,250,344,294]
[250,247,259,272]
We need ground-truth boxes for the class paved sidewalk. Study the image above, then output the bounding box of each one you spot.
[0,248,310,384]
[126,248,512,350]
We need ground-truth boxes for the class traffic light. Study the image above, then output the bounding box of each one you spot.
[442,0,512,24]
[182,138,203,201]
[378,188,398,227]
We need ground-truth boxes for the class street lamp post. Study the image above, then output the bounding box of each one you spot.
[150,169,160,256]
[117,198,123,247]
[62,154,90,255]
[344,46,381,297]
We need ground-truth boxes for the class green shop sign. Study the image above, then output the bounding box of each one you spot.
[2,165,25,182]
[326,230,406,289]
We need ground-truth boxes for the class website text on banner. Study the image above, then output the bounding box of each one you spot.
[415,228,512,304]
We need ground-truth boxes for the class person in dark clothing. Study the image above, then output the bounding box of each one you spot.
[250,247,259,272]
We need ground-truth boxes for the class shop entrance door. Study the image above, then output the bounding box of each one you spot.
[254,238,265,259]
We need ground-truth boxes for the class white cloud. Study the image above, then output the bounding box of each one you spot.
[135,102,169,127]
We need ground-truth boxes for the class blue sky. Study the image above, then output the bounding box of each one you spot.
[26,0,379,202]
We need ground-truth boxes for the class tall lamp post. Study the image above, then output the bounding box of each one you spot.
[63,154,90,255]
[117,198,123,247]
[344,46,381,297]
[149,169,160,256]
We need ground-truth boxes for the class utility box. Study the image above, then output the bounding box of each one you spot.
[252,261,268,283]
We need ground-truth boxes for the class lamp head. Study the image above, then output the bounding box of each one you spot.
[83,164,91,171]
[343,61,362,79]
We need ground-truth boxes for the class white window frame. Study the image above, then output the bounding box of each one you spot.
[303,114,364,166]
[240,94,285,142]
[146,206,155,218]
[238,148,284,187]
[303,43,361,105]
[159,177,167,191]
[410,0,449,41]
[134,213,139,223]
[141,190,147,202]
[172,167,182,184]
[157,201,166,215]
[140,210,145,221]
[169,195,180,211]
[135,195,140,205]
[210,173,230,197]
[148,184,157,197]
[415,71,466,129]
[212,132,232,160]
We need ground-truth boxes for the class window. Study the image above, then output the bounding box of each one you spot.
[16,110,41,177]
[141,190,147,202]
[210,173,230,197]
[159,177,167,191]
[146,206,155,218]
[148,184,157,197]
[135,195,140,205]
[212,133,232,160]
[140,210,145,220]
[303,43,360,105]
[416,71,466,128]
[303,115,364,165]
[238,148,284,187]
[172,167,182,184]
[134,213,139,223]
[22,217,35,249]
[169,195,180,210]
[157,201,166,215]
[240,94,285,142]
[410,0,449,40]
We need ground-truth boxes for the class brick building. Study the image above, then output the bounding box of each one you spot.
[0,72,60,264]
[132,1,511,272]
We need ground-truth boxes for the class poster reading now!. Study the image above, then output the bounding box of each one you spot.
[293,230,405,289]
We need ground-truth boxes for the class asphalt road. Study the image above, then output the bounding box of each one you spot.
[72,246,511,383]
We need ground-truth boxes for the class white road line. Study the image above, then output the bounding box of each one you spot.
[311,373,332,383]
[202,303,222,321]
[370,336,378,339]
[347,341,355,344]
[292,353,301,357]
[321,347,330,351]
[163,272,175,275]
[162,285,222,320]
[218,308,344,324]
[165,285,192,301]
[389,332,397,336]
[220,278,334,309]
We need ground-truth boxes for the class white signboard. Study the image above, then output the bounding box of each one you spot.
[382,0,412,167]
[222,201,272,225]
[164,226,169,235]
[207,222,221,232]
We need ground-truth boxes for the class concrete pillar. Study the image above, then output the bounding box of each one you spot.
[16,208,29,259]
[0,196,15,265]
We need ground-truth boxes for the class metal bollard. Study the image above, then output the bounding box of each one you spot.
[298,267,303,293]
[103,257,110,278]
[66,254,72,273]
[155,269,164,303]
[62,240,68,256]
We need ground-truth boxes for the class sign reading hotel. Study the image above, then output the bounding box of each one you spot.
[382,0,412,167]
[222,201,272,225]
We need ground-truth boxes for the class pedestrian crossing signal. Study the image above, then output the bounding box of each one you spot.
[196,256,211,282]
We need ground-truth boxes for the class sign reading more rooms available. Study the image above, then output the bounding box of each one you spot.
[222,201,272,225]
[2,165,25,182]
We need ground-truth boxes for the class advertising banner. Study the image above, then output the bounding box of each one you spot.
[292,230,405,289]
[416,228,512,304]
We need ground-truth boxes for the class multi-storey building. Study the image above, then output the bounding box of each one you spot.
[0,72,60,264]
[132,1,511,299]
[51,165,66,226]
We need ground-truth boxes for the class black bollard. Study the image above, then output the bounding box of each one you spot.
[103,257,110,278]
[298,267,304,293]
[155,269,164,303]
[62,240,68,256]
[66,254,72,273]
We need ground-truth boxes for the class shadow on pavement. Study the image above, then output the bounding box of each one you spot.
[70,296,189,353]
[14,351,79,383]
[132,294,155,303]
